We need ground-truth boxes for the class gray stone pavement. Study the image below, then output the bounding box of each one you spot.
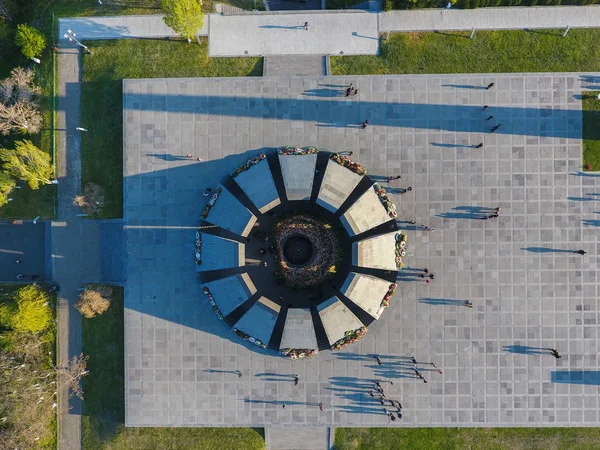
[61,6,600,57]
[0,223,45,283]
[379,5,600,32]
[208,12,379,56]
[123,72,600,428]
[54,43,102,450]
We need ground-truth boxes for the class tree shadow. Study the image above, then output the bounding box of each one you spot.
[146,153,199,161]
[551,370,600,385]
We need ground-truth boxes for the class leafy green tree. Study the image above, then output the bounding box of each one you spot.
[161,0,204,44]
[0,170,16,207]
[12,284,52,334]
[0,140,53,190]
[15,24,46,59]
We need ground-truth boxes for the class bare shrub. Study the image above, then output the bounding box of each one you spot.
[73,182,105,216]
[75,285,112,318]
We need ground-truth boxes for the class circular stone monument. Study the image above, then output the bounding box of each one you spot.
[196,147,407,359]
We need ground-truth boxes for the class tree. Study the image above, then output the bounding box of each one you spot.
[0,67,42,135]
[73,182,105,216]
[15,24,46,59]
[57,353,89,400]
[75,285,112,318]
[0,140,53,190]
[11,284,52,334]
[0,170,16,207]
[161,0,204,44]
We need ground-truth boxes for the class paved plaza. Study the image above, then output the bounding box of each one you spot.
[123,72,600,428]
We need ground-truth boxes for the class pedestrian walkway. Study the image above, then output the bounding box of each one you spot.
[208,12,379,56]
[379,5,600,32]
[53,43,102,450]
[60,5,600,57]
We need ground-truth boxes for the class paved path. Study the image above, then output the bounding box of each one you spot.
[54,43,102,450]
[266,427,332,449]
[208,12,379,56]
[380,5,600,32]
[122,72,600,429]
[0,223,45,283]
[61,6,600,56]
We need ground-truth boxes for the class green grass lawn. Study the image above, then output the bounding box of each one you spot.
[81,286,265,450]
[331,29,600,75]
[80,38,262,218]
[335,427,600,450]
[582,91,600,171]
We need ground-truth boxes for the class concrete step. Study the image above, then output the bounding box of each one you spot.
[265,427,333,450]
[265,55,327,77]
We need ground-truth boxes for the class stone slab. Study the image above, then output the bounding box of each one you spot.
[341,272,392,319]
[279,153,317,201]
[342,186,392,236]
[205,185,257,237]
[317,160,363,213]
[233,296,280,345]
[279,308,318,350]
[317,296,363,345]
[352,231,398,271]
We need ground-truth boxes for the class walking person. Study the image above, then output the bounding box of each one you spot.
[380,395,385,405]
[16,274,24,280]
[346,87,352,97]
[486,115,494,121]
[399,187,412,195]
[374,355,382,365]
[464,300,473,308]
[486,82,495,90]
[235,370,243,378]
[304,22,308,31]
[294,374,299,386]
[319,403,323,411]
[481,105,488,112]
[474,143,483,148]
[410,356,417,365]
[203,188,212,197]
[493,207,501,213]
[351,89,359,96]
[431,362,443,375]
[14,259,21,264]
[574,250,586,255]
[489,124,502,133]
[549,349,562,359]
[282,403,286,409]
[362,120,369,129]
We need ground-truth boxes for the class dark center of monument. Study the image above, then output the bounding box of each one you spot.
[283,235,313,266]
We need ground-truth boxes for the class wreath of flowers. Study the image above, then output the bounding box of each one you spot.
[195,231,202,265]
[232,153,266,178]
[201,187,222,218]
[329,153,367,176]
[280,348,319,359]
[373,183,397,219]
[332,327,367,351]
[380,283,397,309]
[278,146,319,156]
[272,214,340,288]
[394,233,407,269]
[202,287,224,320]
[232,328,267,349]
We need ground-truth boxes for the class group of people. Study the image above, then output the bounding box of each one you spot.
[345,83,358,97]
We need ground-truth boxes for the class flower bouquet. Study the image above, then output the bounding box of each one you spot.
[332,327,367,351]
[202,287,224,320]
[201,187,222,218]
[379,283,397,309]
[232,153,266,177]
[280,348,319,359]
[278,146,319,156]
[373,183,398,219]
[195,231,202,265]
[233,328,267,349]
[329,153,367,176]
[394,234,407,268]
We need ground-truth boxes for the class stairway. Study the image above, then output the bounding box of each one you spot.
[310,307,331,351]
[267,305,289,349]
[264,55,327,77]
